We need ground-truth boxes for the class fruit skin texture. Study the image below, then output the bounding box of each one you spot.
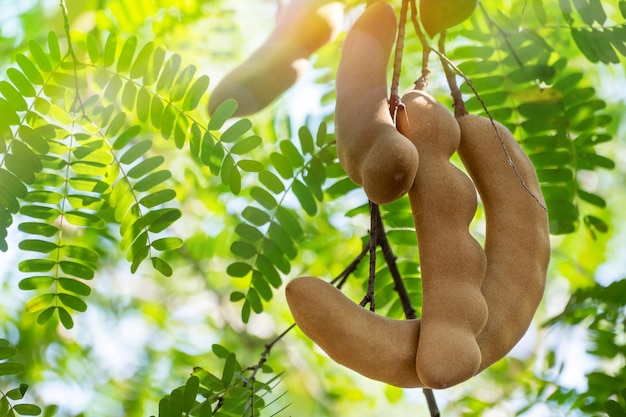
[420,0,478,38]
[285,276,424,388]
[208,0,343,117]
[456,115,550,372]
[397,90,488,389]
[335,1,419,205]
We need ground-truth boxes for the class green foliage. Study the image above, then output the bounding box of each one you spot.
[226,123,334,322]
[152,345,283,417]
[559,0,626,64]
[450,7,615,235]
[0,339,42,417]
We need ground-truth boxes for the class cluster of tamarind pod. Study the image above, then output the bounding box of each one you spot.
[205,0,550,390]
[286,1,551,389]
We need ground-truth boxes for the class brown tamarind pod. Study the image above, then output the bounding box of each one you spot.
[335,1,419,205]
[285,276,424,388]
[208,0,344,117]
[397,90,488,389]
[456,115,550,372]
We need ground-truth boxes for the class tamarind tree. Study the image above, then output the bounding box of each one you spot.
[0,0,625,416]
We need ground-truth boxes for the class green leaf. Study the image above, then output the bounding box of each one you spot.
[292,179,318,216]
[58,293,87,312]
[0,361,26,376]
[230,291,246,302]
[275,206,303,239]
[133,170,172,192]
[58,307,75,329]
[242,206,270,226]
[19,259,56,273]
[0,80,27,111]
[259,170,285,194]
[183,376,200,412]
[250,186,277,210]
[7,68,36,97]
[145,46,166,86]
[58,278,92,296]
[103,32,119,68]
[227,262,252,278]
[160,103,177,140]
[270,152,293,179]
[150,96,165,129]
[221,353,237,386]
[170,64,196,102]
[36,306,55,324]
[18,239,57,254]
[268,222,297,259]
[247,287,263,313]
[25,293,55,313]
[251,270,272,302]
[0,98,20,127]
[127,156,164,179]
[120,140,152,165]
[208,99,237,130]
[182,75,210,111]
[130,41,155,79]
[86,33,101,64]
[231,241,257,259]
[0,168,27,199]
[255,255,281,288]
[47,31,61,62]
[158,397,172,417]
[605,400,626,417]
[211,344,231,359]
[220,119,252,143]
[152,237,183,251]
[298,125,315,155]
[140,189,177,208]
[230,135,262,155]
[117,36,138,73]
[156,54,182,94]
[0,346,18,360]
[28,40,52,72]
[113,125,141,150]
[59,260,95,280]
[15,54,43,85]
[237,159,264,173]
[13,404,42,416]
[148,208,182,233]
[235,223,264,242]
[18,276,54,290]
[279,140,304,168]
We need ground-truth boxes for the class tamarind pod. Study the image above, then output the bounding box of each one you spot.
[286,276,424,388]
[208,0,344,117]
[335,1,419,205]
[456,115,550,372]
[397,90,488,389]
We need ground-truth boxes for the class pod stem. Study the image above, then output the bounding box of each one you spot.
[438,31,468,118]
[408,0,432,90]
[390,0,410,106]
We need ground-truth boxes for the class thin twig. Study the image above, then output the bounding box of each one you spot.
[331,239,370,289]
[59,0,87,117]
[360,202,379,311]
[409,0,432,89]
[373,211,416,320]
[390,0,410,105]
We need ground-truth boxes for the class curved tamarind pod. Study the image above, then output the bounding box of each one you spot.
[286,276,424,388]
[208,0,344,117]
[397,90,488,389]
[456,115,550,372]
[335,1,419,205]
